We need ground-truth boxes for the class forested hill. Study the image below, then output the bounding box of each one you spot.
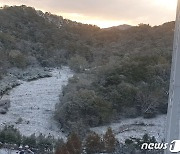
[0,5,175,133]
[0,6,174,72]
[0,5,100,72]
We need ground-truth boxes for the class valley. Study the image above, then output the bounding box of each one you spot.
[0,67,73,139]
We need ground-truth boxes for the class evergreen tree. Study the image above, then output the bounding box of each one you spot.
[55,132,81,154]
[85,132,102,153]
[103,127,116,153]
[55,144,69,154]
[66,132,82,154]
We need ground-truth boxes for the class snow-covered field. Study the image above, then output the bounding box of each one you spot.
[91,114,167,143]
[0,65,167,146]
[0,148,17,154]
[0,66,73,139]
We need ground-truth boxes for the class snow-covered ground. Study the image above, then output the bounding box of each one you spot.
[91,114,167,143]
[0,66,73,139]
[0,65,167,146]
[0,148,17,154]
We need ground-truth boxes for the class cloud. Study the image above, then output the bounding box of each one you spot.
[0,0,177,26]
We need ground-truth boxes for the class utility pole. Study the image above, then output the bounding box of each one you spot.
[165,0,180,153]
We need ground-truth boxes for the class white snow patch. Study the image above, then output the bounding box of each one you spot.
[0,66,73,139]
[91,115,167,143]
[0,148,17,154]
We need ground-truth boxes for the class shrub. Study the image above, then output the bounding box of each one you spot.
[36,133,54,152]
[9,50,27,68]
[68,55,88,72]
[55,89,113,132]
[85,132,103,153]
[22,134,37,148]
[0,125,21,145]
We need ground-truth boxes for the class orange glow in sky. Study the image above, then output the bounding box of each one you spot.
[59,12,131,28]
[0,0,178,28]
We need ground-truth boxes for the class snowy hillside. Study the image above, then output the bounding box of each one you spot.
[0,66,73,139]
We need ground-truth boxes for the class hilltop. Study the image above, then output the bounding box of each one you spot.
[104,24,132,30]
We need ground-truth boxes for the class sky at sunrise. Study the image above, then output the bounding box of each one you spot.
[0,0,178,28]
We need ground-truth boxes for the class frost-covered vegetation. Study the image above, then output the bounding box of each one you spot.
[0,5,174,151]
[0,125,57,154]
[55,23,174,132]
[55,128,163,154]
[0,125,163,154]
